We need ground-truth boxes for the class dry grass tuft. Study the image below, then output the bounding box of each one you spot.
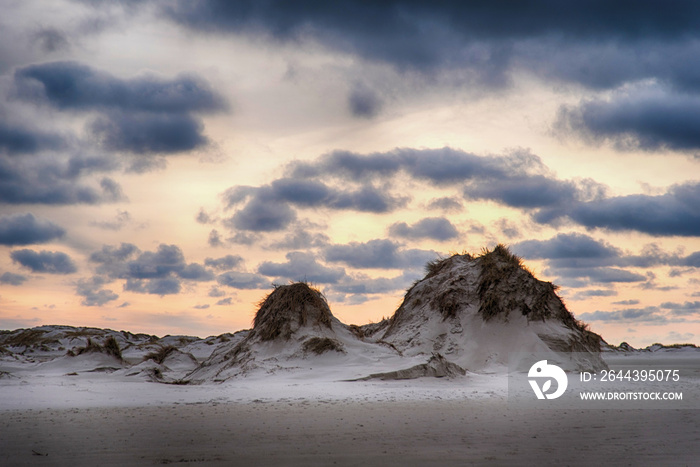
[253,282,332,341]
[1,329,57,349]
[68,336,123,360]
[302,337,345,354]
[144,345,178,364]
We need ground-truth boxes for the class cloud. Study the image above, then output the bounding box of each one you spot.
[208,229,224,247]
[89,210,131,231]
[216,297,232,306]
[0,271,27,286]
[549,267,647,286]
[178,263,215,281]
[514,233,621,264]
[13,61,227,157]
[570,289,618,300]
[426,197,463,212]
[162,1,700,89]
[88,243,216,295]
[196,208,213,224]
[32,27,70,53]
[464,174,581,208]
[208,286,226,297]
[613,299,640,305]
[15,61,226,113]
[90,112,208,154]
[348,83,382,118]
[0,122,67,155]
[0,156,124,205]
[388,217,459,241]
[557,85,700,152]
[76,276,119,306]
[0,213,65,245]
[204,254,243,271]
[536,182,700,236]
[11,249,77,274]
[223,148,590,236]
[216,271,269,289]
[665,331,695,343]
[125,277,182,295]
[270,226,330,250]
[258,251,346,284]
[332,270,419,296]
[228,195,297,232]
[324,239,437,269]
[224,179,408,232]
[660,301,700,315]
[578,306,667,323]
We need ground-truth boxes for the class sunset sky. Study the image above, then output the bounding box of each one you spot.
[2,0,700,346]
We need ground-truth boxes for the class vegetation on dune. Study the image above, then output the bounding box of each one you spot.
[67,336,123,361]
[302,337,345,355]
[143,345,178,364]
[253,282,332,341]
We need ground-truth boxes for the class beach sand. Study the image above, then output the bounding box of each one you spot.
[2,398,697,466]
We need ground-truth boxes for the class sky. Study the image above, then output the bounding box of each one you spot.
[1,0,700,346]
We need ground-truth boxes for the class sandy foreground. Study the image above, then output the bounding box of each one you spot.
[2,377,699,466]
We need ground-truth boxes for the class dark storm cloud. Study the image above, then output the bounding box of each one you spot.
[682,252,700,267]
[154,1,700,154]
[11,249,77,274]
[0,271,28,286]
[0,156,124,205]
[90,112,208,154]
[557,87,700,152]
[0,213,65,246]
[15,61,226,113]
[388,217,459,241]
[228,196,297,232]
[258,251,346,284]
[289,148,593,207]
[0,122,67,155]
[514,233,621,263]
[267,178,406,212]
[14,61,226,156]
[178,263,215,281]
[163,1,700,78]
[324,239,437,269]
[514,234,700,289]
[464,174,580,208]
[535,182,700,237]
